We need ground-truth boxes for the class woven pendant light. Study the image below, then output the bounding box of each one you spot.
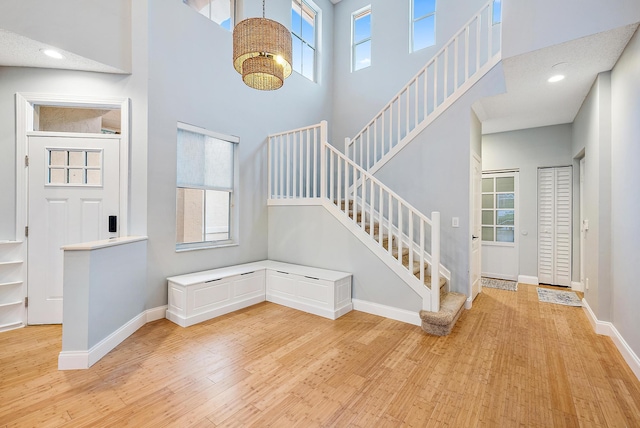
[233,0,292,90]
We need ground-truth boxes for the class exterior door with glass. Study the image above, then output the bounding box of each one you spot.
[27,134,120,324]
[481,171,519,281]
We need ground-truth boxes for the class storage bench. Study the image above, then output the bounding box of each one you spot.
[166,260,352,327]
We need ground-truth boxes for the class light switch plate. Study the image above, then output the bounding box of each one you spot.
[452,217,459,228]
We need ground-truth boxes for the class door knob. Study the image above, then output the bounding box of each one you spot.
[472,235,479,240]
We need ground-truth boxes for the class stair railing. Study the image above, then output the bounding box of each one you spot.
[347,0,501,174]
[324,143,441,311]
[267,121,326,201]
[268,121,444,311]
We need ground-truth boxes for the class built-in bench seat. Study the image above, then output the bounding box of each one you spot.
[166,260,352,327]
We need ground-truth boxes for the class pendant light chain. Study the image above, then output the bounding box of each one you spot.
[263,0,266,18]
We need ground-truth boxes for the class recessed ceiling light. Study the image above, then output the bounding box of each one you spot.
[40,49,64,59]
[548,74,565,83]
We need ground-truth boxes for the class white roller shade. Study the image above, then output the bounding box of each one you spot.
[177,128,234,191]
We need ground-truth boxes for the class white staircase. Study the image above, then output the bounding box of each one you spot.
[346,0,501,175]
[266,0,502,331]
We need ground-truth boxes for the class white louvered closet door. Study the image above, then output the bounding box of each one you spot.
[538,167,572,286]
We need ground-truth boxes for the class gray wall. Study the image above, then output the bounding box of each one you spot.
[610,27,640,356]
[331,0,488,149]
[144,0,335,308]
[62,240,147,351]
[268,205,421,311]
[482,124,573,278]
[572,73,612,320]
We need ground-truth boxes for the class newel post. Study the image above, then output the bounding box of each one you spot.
[320,121,328,199]
[431,211,441,312]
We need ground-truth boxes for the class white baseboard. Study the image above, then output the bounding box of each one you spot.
[482,272,517,281]
[352,298,421,326]
[58,305,167,370]
[582,298,640,381]
[146,305,168,322]
[571,281,584,292]
[517,275,538,285]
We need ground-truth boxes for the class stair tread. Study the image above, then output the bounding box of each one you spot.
[419,292,466,325]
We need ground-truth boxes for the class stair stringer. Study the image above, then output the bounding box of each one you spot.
[359,56,501,178]
[322,200,435,311]
[347,184,452,285]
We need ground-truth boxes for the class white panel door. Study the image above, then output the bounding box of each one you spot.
[538,166,572,287]
[27,135,120,324]
[538,169,554,284]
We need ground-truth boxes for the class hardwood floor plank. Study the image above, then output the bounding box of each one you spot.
[1,284,639,427]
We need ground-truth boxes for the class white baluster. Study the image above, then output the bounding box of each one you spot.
[431,211,440,312]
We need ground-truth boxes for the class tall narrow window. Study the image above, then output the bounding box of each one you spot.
[492,0,502,25]
[292,0,318,81]
[183,0,234,31]
[481,173,516,243]
[176,123,239,250]
[411,0,436,52]
[352,7,371,71]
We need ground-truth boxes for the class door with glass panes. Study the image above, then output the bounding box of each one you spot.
[481,172,519,281]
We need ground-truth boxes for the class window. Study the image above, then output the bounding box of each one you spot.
[183,0,234,31]
[492,0,502,25]
[291,0,318,81]
[352,7,371,71]
[47,149,102,186]
[481,173,515,243]
[411,0,436,52]
[176,123,239,250]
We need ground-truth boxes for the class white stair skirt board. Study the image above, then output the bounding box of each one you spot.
[58,305,168,370]
[571,281,584,292]
[352,299,421,327]
[518,275,539,285]
[582,299,640,382]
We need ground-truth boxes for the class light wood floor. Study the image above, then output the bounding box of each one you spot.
[1,284,639,427]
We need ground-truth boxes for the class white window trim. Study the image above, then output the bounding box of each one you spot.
[175,122,240,252]
[410,0,437,53]
[291,0,321,82]
[182,0,237,31]
[351,5,372,72]
[481,171,518,248]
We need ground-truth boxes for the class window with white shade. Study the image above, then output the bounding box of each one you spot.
[292,0,318,81]
[352,6,371,71]
[176,123,239,250]
[411,0,436,52]
[183,0,235,31]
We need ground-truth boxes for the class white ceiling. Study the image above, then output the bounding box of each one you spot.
[475,23,639,134]
[0,29,123,74]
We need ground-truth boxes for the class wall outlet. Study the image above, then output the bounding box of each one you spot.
[452,217,459,227]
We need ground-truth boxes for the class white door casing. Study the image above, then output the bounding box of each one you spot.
[579,158,586,288]
[27,135,120,324]
[471,154,482,300]
[15,94,130,328]
[538,166,572,287]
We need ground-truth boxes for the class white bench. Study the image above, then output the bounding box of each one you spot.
[166,260,352,327]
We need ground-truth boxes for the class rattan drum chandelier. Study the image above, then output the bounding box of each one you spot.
[233,0,292,90]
